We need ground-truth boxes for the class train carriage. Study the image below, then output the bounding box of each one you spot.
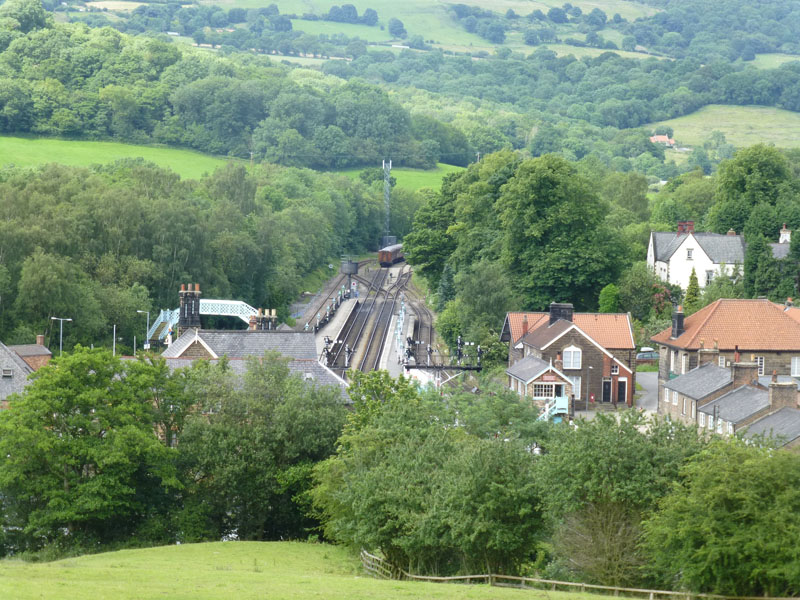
[378,244,404,267]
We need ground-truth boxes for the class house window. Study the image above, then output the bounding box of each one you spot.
[533,383,555,398]
[1,368,11,378]
[705,270,714,285]
[717,419,723,434]
[727,421,734,435]
[563,346,582,369]
[792,357,800,377]
[719,355,726,367]
[682,354,688,374]
[664,388,670,405]
[687,248,693,260]
[699,412,706,427]
[691,401,696,419]
[611,364,619,375]
[708,415,714,430]
[682,397,686,415]
[755,356,765,376]
[672,391,678,405]
[568,376,581,399]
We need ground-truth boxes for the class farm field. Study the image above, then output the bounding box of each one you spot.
[746,53,800,69]
[336,162,465,191]
[645,105,800,149]
[200,0,657,48]
[0,542,586,600]
[0,136,237,179]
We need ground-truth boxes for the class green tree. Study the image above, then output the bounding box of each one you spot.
[387,17,406,38]
[644,440,800,595]
[684,268,700,314]
[598,283,620,313]
[0,348,179,553]
[0,0,51,33]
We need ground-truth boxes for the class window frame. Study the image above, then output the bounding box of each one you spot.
[672,391,678,405]
[611,364,619,375]
[792,357,800,377]
[562,345,582,370]
[755,356,765,376]
[687,248,693,260]
[533,383,556,398]
[568,376,581,399]
[699,412,706,427]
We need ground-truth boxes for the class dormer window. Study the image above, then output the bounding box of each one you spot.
[686,248,693,260]
[563,346,582,369]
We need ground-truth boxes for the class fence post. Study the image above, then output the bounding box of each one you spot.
[489,574,495,586]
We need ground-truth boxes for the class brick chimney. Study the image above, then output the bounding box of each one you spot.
[521,315,528,338]
[554,352,563,371]
[779,223,791,244]
[178,283,202,332]
[768,379,797,410]
[726,228,737,236]
[671,305,685,339]
[697,346,719,366]
[732,362,759,387]
[36,334,45,346]
[549,303,574,325]
[677,220,695,235]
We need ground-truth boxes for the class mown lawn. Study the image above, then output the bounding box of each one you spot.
[335,162,465,191]
[745,53,800,69]
[645,104,800,149]
[0,135,237,179]
[0,542,590,600]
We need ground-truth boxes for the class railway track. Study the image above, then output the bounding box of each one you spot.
[358,270,412,372]
[329,268,387,370]
[302,259,374,331]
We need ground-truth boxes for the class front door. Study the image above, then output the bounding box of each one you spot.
[554,384,564,397]
[602,379,612,403]
[617,378,627,405]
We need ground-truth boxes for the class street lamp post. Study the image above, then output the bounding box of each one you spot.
[137,310,150,350]
[50,316,72,356]
[586,365,593,410]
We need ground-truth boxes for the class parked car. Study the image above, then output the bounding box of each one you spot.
[636,351,659,360]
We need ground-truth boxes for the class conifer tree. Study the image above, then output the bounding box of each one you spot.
[684,268,700,314]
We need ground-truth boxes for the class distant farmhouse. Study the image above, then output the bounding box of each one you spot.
[647,221,745,289]
[649,134,676,147]
[501,303,635,409]
[651,299,800,448]
[0,336,51,408]
[648,221,793,290]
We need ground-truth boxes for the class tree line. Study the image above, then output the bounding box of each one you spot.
[5,356,798,596]
[0,160,422,351]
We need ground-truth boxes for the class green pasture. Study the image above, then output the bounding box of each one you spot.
[0,135,236,179]
[745,53,800,69]
[0,542,594,600]
[336,162,465,191]
[200,0,657,48]
[646,105,800,149]
[290,19,393,42]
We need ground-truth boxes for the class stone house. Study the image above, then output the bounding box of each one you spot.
[506,355,574,410]
[501,303,636,407]
[8,335,52,371]
[0,340,34,409]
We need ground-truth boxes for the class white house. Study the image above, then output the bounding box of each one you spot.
[647,221,745,289]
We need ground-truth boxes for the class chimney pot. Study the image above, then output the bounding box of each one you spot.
[36,334,45,346]
[181,283,186,292]
[772,369,778,383]
[195,283,200,293]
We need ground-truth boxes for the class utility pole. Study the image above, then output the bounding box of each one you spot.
[383,159,392,245]
[51,316,72,356]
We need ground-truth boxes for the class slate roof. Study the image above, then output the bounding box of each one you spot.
[650,231,745,264]
[771,242,791,260]
[652,299,800,351]
[163,329,318,360]
[664,362,732,400]
[506,355,553,382]
[744,407,800,446]
[503,312,634,349]
[758,375,800,390]
[8,344,52,357]
[519,319,573,350]
[0,340,34,403]
[697,385,769,424]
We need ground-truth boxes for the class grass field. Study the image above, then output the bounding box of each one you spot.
[646,105,800,149]
[0,542,589,600]
[746,53,800,69]
[291,19,393,42]
[336,162,465,191]
[0,136,237,179]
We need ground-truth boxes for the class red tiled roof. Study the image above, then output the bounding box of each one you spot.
[651,299,800,351]
[506,312,635,350]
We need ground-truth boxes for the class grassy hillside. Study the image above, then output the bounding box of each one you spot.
[747,53,800,69]
[646,105,800,149]
[336,162,465,191]
[0,542,580,600]
[0,136,236,179]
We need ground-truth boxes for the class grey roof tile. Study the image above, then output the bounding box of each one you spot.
[507,355,551,382]
[697,385,769,424]
[520,319,573,350]
[8,344,52,357]
[758,375,800,390]
[163,330,318,360]
[744,407,800,446]
[771,242,791,260]
[665,363,732,400]
[652,232,745,264]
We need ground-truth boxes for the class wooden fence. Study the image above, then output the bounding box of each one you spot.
[359,550,794,600]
